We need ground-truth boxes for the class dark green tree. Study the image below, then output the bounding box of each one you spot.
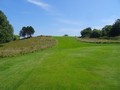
[110,19,120,37]
[0,10,14,43]
[19,27,26,38]
[26,26,35,37]
[90,29,102,38]
[19,26,35,38]
[102,25,112,37]
[81,27,92,38]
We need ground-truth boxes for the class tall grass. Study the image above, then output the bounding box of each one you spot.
[78,38,120,44]
[0,36,56,57]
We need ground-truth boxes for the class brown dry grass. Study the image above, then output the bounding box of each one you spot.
[78,38,120,44]
[0,36,56,57]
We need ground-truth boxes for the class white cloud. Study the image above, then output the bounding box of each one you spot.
[27,0,52,11]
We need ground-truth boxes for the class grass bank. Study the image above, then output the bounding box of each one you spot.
[0,36,56,57]
[78,38,120,44]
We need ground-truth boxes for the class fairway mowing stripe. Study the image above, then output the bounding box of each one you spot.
[1,37,120,90]
[12,69,33,90]
[12,52,50,90]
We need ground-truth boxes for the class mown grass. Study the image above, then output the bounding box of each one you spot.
[0,36,56,57]
[0,36,120,90]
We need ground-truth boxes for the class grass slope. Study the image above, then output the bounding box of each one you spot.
[0,36,56,57]
[0,36,120,90]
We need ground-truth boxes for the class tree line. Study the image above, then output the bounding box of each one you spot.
[0,10,35,43]
[81,19,120,38]
[1,9,120,43]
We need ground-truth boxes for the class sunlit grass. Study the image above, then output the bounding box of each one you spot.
[0,36,120,90]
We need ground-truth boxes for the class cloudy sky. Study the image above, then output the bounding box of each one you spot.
[0,0,120,36]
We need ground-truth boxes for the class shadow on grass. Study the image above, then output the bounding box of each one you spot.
[0,44,3,47]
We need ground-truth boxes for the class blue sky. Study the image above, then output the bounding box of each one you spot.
[0,0,120,36]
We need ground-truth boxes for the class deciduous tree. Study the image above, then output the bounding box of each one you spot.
[90,29,102,38]
[0,10,14,43]
[81,27,92,38]
[102,25,112,37]
[110,19,120,37]
[19,26,35,38]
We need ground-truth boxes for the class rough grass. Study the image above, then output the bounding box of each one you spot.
[0,36,120,90]
[78,38,120,44]
[0,36,56,57]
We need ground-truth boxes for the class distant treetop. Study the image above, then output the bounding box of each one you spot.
[19,26,35,38]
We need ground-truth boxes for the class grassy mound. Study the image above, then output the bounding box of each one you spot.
[0,36,56,57]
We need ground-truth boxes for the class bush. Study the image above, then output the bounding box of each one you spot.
[81,27,92,38]
[90,29,102,38]
[64,34,68,36]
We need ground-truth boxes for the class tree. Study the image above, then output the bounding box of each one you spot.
[26,26,35,37]
[0,10,14,43]
[64,34,68,36]
[102,25,112,37]
[81,27,92,38]
[19,27,26,38]
[19,26,35,38]
[109,19,120,37]
[90,29,102,38]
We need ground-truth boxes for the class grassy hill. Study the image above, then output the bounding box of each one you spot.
[0,36,120,90]
[0,36,56,57]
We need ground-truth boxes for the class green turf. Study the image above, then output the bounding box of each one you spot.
[0,36,120,90]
